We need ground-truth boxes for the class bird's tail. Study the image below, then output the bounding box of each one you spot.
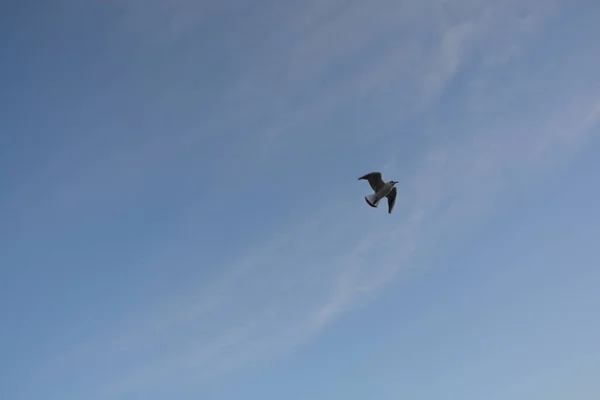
[365,193,380,207]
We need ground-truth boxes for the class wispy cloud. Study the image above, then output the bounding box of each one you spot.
[27,105,599,400]
[17,0,600,399]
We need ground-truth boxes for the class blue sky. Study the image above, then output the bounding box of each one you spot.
[2,0,600,399]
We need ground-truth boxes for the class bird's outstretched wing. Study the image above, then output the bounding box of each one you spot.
[386,187,397,214]
[358,172,385,192]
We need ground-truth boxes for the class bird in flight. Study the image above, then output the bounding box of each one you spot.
[358,171,398,214]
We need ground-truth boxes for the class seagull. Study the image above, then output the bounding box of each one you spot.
[358,171,398,214]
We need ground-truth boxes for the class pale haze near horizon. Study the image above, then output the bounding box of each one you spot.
[1,1,600,399]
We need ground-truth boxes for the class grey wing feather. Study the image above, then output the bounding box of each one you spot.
[386,187,397,214]
[358,172,385,192]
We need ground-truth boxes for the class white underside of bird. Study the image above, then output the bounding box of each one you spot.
[364,182,396,207]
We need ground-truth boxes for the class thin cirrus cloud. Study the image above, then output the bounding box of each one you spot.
[10,0,600,399]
